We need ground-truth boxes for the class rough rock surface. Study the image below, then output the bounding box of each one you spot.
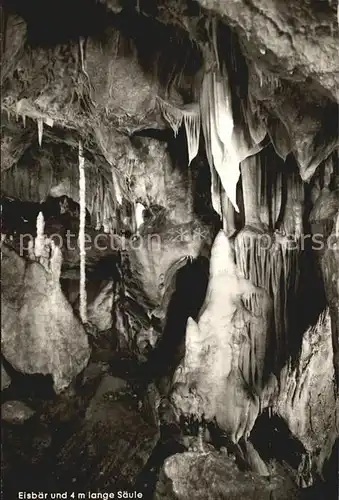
[126,220,212,315]
[321,229,339,382]
[197,0,339,99]
[86,280,115,332]
[1,363,12,391]
[2,371,159,496]
[52,382,159,492]
[1,243,90,392]
[309,180,339,380]
[85,374,128,410]
[1,10,191,164]
[271,311,338,480]
[121,136,194,226]
[247,68,338,181]
[1,401,36,424]
[154,451,300,500]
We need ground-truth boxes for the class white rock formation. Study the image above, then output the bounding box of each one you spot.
[1,243,90,392]
[171,230,272,442]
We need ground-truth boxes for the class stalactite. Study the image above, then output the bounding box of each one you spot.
[256,66,264,88]
[235,225,300,373]
[102,190,111,234]
[220,187,236,236]
[183,110,201,165]
[258,155,270,227]
[184,317,201,371]
[157,97,200,164]
[311,177,321,204]
[79,37,87,77]
[267,117,292,160]
[92,182,100,231]
[271,246,283,366]
[246,93,266,145]
[157,96,184,135]
[199,24,267,215]
[208,16,220,71]
[78,140,87,324]
[323,155,333,188]
[200,73,221,216]
[37,118,43,147]
[241,155,263,228]
[112,168,123,205]
[91,171,117,232]
[271,171,282,228]
[200,68,239,211]
[281,172,304,238]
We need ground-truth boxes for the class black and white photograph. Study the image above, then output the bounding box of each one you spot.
[1,1,338,499]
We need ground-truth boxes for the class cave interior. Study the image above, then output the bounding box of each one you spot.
[1,0,339,499]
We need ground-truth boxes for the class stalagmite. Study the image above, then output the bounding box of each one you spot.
[34,211,45,258]
[50,240,63,281]
[135,202,145,235]
[242,440,270,476]
[241,155,263,229]
[78,140,87,324]
[27,240,35,261]
[171,231,271,443]
[184,317,202,372]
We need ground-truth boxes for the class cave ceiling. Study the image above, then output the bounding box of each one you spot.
[1,0,338,186]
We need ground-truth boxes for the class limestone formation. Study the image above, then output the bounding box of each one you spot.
[1,401,36,424]
[1,0,338,497]
[1,363,12,391]
[170,231,272,442]
[1,243,90,393]
[154,451,300,500]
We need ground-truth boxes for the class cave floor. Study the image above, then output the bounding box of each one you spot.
[1,355,185,500]
[1,354,337,500]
